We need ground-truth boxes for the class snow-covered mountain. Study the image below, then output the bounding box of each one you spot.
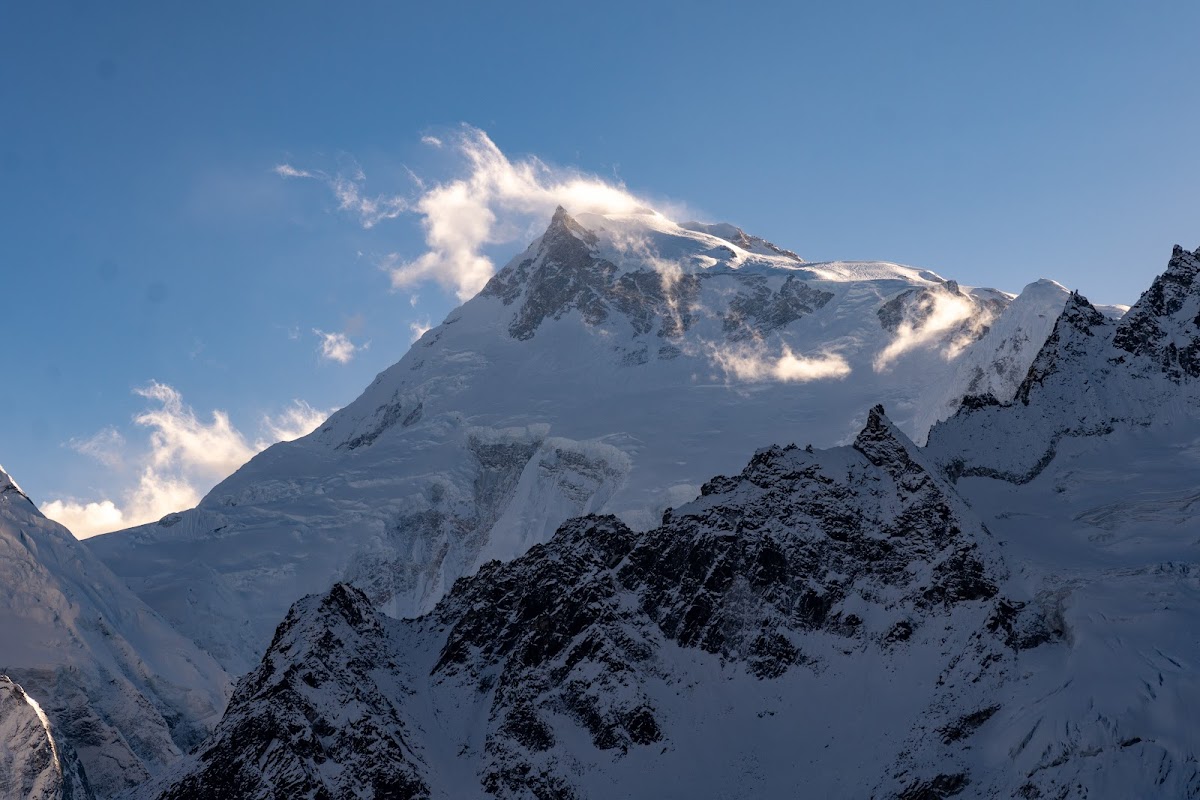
[87,208,1066,674]
[143,407,1037,799]
[145,251,1200,797]
[0,465,231,799]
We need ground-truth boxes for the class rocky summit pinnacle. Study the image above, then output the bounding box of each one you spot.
[1112,244,1200,380]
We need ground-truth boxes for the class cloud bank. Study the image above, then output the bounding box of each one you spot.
[43,384,336,538]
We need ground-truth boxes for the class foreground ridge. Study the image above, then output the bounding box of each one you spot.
[149,407,1044,799]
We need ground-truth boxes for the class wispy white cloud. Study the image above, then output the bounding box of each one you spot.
[255,400,331,449]
[40,498,126,538]
[314,329,367,364]
[279,125,681,302]
[274,162,408,228]
[273,163,317,179]
[68,427,126,469]
[711,344,852,383]
[133,381,257,478]
[43,384,337,539]
[409,318,432,342]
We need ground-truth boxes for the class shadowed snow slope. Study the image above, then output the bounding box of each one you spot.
[87,208,1065,674]
[0,465,231,799]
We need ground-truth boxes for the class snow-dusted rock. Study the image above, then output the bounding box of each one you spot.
[147,389,1200,799]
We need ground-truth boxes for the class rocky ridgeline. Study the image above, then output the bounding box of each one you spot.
[481,206,836,344]
[928,244,1200,484]
[148,407,1033,799]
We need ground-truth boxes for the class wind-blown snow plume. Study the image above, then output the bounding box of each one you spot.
[281,125,676,301]
[874,290,989,371]
[712,344,852,383]
[387,127,664,300]
[43,385,334,538]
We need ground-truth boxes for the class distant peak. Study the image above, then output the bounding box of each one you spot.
[1020,278,1069,296]
[0,463,34,509]
[680,220,804,262]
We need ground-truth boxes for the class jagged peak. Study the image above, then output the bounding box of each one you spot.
[854,404,902,458]
[1169,242,1200,263]
[1009,291,1111,406]
[542,205,598,248]
[851,403,929,478]
[1111,244,1200,376]
[319,582,379,630]
[1059,290,1110,333]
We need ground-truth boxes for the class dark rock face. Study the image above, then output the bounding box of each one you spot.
[481,206,829,346]
[482,207,704,342]
[1112,245,1200,381]
[156,585,430,800]
[0,676,95,800]
[157,407,1011,799]
[897,773,969,799]
[723,274,833,341]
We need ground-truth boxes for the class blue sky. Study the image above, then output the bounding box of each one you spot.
[2,2,1198,535]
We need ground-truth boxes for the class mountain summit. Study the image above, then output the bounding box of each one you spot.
[87,209,1065,674]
